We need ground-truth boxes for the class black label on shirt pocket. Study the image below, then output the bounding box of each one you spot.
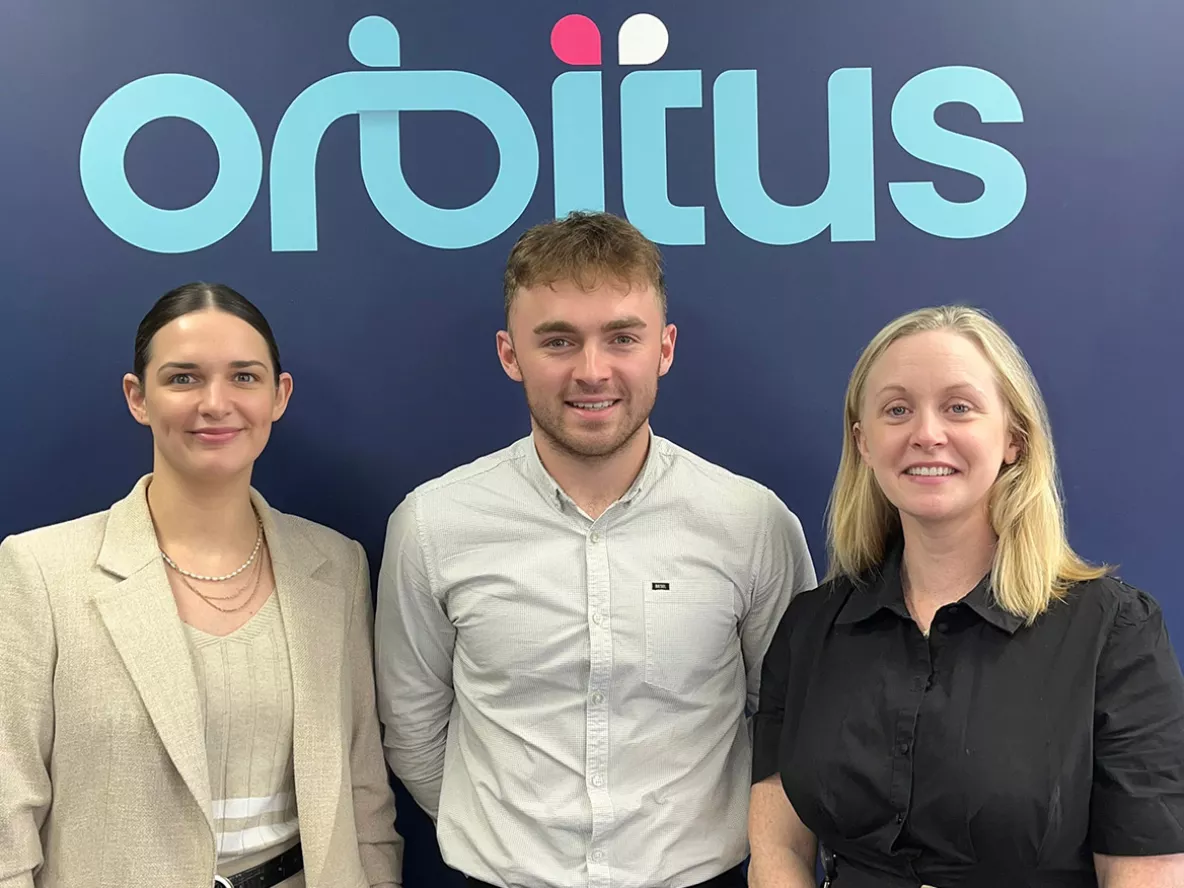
[652,582,670,590]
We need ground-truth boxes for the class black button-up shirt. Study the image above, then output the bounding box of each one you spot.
[753,543,1184,887]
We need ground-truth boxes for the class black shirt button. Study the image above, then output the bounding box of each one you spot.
[895,812,905,824]
[897,742,910,755]
[935,621,949,633]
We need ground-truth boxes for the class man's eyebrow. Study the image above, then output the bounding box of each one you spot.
[602,317,647,332]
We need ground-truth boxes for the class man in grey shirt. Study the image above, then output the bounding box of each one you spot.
[375,211,816,888]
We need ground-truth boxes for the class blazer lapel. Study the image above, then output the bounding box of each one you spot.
[259,494,345,888]
[92,476,213,832]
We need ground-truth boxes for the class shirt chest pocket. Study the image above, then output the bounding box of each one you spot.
[643,581,738,695]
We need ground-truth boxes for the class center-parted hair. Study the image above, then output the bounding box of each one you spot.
[133,282,283,383]
[503,211,666,323]
[826,304,1107,623]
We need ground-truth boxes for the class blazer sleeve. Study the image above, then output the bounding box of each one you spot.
[346,540,405,887]
[0,535,56,888]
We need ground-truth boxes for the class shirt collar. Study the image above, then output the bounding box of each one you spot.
[835,537,1024,635]
[962,576,1024,634]
[834,540,912,625]
[517,427,659,513]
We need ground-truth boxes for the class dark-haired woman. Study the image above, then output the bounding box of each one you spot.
[0,284,403,887]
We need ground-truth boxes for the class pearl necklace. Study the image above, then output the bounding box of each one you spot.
[159,513,263,582]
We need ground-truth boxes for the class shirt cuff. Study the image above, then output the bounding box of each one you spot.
[1091,788,1184,855]
[751,713,783,784]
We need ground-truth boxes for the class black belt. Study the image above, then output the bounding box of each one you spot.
[213,842,303,888]
[466,861,746,888]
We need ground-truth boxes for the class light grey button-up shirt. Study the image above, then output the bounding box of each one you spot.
[375,433,815,888]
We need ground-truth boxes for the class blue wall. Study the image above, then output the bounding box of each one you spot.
[2,2,1182,883]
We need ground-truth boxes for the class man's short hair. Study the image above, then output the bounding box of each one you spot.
[503,211,667,324]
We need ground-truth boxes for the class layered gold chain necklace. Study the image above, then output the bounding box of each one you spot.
[160,513,269,613]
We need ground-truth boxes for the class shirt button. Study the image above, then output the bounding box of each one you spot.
[592,612,604,626]
[590,532,600,543]
[591,692,604,705]
[591,850,607,863]
[591,774,604,788]
[935,621,949,633]
[897,742,910,755]
[895,812,905,824]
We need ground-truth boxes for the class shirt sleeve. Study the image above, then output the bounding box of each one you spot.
[374,494,456,821]
[740,491,817,719]
[1090,583,1184,855]
[751,590,800,784]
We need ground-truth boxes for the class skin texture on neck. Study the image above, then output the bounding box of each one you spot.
[146,460,259,574]
[899,509,997,633]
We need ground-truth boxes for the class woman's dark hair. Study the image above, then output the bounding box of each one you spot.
[133,282,283,382]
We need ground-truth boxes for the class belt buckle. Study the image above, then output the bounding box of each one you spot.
[213,877,234,888]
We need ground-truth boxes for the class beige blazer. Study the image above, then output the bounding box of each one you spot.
[0,477,403,888]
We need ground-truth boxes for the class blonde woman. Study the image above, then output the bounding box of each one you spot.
[0,283,402,887]
[748,306,1184,888]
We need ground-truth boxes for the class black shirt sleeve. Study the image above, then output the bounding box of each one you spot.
[1090,582,1184,855]
[752,593,797,783]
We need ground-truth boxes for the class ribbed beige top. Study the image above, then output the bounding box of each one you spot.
[185,593,302,882]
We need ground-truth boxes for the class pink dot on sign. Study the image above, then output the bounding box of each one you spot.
[551,14,601,66]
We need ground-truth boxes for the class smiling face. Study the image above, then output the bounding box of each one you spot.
[854,329,1019,534]
[496,277,676,461]
[123,308,293,484]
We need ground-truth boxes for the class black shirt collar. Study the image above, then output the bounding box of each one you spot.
[835,537,1024,635]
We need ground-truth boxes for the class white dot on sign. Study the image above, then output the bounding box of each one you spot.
[618,13,669,66]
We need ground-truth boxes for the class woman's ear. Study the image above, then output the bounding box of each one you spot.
[123,373,150,426]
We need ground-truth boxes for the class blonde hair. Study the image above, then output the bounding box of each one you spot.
[826,305,1107,623]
